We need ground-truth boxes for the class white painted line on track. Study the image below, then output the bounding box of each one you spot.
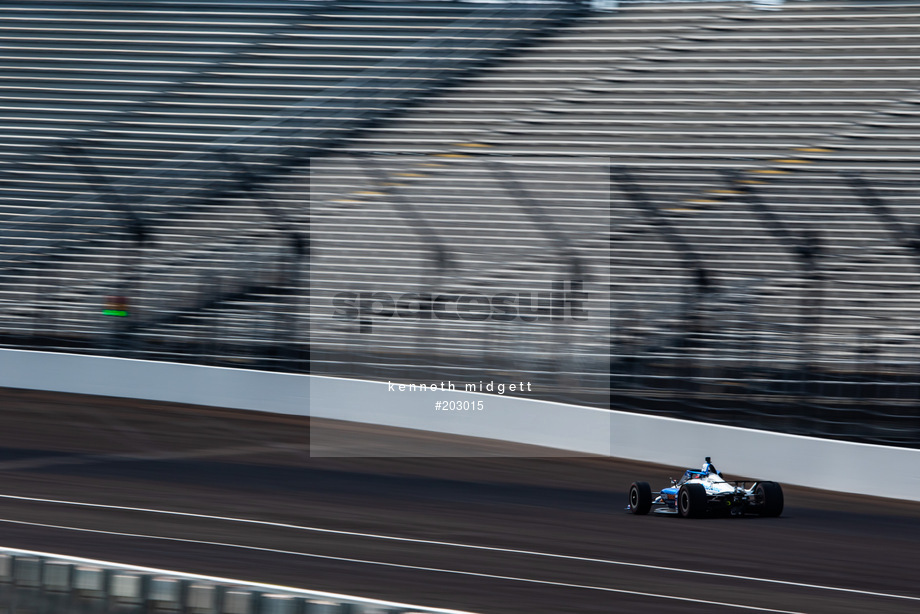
[0,493,917,604]
[0,517,803,613]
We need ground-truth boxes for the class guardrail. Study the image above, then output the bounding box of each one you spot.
[0,348,918,501]
[0,548,475,614]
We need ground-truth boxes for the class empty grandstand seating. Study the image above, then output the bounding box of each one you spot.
[3,0,920,445]
[0,0,578,365]
[0,0,572,251]
[336,0,920,443]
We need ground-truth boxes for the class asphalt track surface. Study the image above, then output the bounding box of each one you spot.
[0,388,917,614]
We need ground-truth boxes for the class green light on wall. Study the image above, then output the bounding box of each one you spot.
[102,309,129,317]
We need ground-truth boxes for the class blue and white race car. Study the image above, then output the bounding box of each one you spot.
[627,458,783,518]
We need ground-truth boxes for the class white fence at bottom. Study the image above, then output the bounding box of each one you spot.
[0,548,474,614]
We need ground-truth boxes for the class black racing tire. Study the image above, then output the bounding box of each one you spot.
[755,481,784,517]
[678,483,708,518]
[628,481,652,515]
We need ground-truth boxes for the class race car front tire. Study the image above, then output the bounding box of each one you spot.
[755,481,784,517]
[629,481,652,515]
[678,483,707,518]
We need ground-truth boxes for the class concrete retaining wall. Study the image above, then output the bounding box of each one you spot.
[1,349,917,500]
[0,349,307,415]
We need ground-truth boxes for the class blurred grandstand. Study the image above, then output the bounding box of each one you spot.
[1,0,920,447]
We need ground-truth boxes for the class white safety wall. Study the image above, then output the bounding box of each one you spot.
[0,349,917,501]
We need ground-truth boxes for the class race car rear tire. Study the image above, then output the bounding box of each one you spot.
[678,483,707,518]
[629,481,652,515]
[755,481,784,517]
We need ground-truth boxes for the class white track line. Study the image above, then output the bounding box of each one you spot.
[0,493,917,604]
[0,517,803,614]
